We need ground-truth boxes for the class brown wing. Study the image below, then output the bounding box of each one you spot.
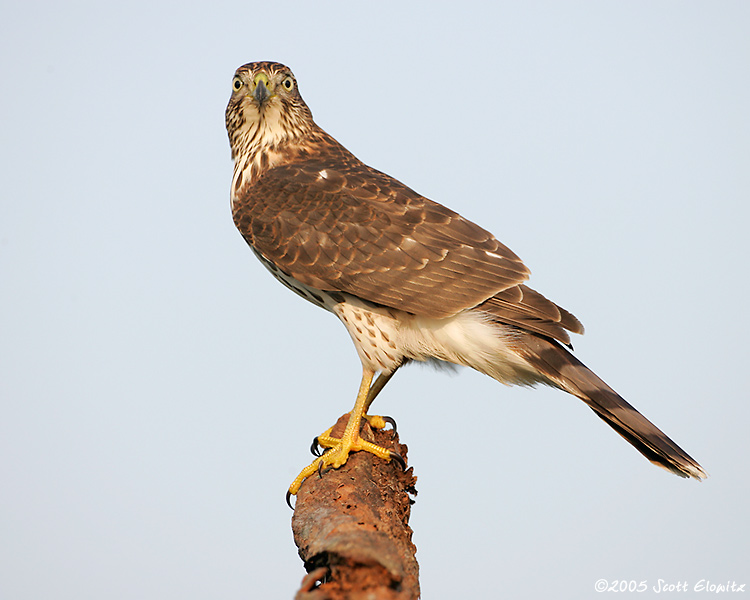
[233,157,530,319]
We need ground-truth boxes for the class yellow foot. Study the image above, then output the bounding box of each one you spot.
[288,415,403,502]
[286,368,404,506]
[289,429,395,496]
[313,413,395,454]
[364,413,396,431]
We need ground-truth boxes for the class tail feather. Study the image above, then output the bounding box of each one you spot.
[515,334,707,480]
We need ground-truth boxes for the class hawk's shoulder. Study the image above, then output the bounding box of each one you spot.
[232,141,530,318]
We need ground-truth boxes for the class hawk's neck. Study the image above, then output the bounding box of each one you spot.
[231,124,351,201]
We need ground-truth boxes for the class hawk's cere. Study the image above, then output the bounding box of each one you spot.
[225,61,706,497]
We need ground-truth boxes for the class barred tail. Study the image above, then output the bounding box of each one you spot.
[515,334,707,480]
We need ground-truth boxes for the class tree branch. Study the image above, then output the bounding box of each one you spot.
[291,415,419,600]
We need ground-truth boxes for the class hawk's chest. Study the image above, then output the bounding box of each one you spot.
[250,247,335,312]
[248,245,527,381]
[230,148,286,210]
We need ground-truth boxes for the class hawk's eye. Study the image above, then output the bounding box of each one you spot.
[232,77,243,91]
[281,76,294,91]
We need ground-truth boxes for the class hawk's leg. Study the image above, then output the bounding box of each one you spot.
[288,368,401,496]
[363,369,398,429]
[313,369,397,454]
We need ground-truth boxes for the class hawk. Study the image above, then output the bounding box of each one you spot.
[225,61,706,498]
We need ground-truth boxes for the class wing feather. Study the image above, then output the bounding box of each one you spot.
[233,158,530,318]
[476,284,584,345]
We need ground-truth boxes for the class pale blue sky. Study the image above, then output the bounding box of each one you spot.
[1,2,748,598]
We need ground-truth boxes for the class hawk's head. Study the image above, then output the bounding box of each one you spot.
[225,61,315,162]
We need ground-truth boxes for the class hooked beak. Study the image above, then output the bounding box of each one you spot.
[252,73,271,105]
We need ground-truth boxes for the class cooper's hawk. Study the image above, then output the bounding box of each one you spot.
[225,61,706,498]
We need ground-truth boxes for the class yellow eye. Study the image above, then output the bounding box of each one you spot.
[232,76,243,91]
[281,76,294,91]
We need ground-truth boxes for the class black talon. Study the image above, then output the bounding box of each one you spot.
[382,415,398,437]
[286,490,295,510]
[389,450,406,470]
[316,457,333,479]
[310,436,322,457]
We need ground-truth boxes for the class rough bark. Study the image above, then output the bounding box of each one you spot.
[291,415,419,600]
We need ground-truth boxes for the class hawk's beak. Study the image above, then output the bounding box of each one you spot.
[252,73,271,105]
